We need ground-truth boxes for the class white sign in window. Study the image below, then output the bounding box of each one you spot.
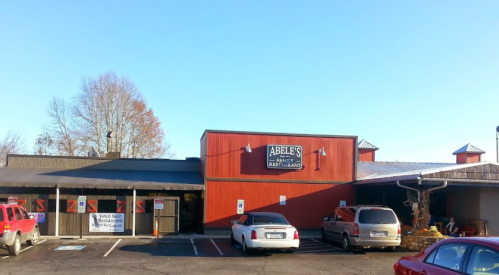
[89,213,125,232]
[237,200,244,214]
[340,200,346,207]
[280,196,286,205]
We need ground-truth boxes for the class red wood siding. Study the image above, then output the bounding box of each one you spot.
[359,150,375,162]
[467,153,481,163]
[457,154,467,164]
[205,132,356,182]
[205,181,355,229]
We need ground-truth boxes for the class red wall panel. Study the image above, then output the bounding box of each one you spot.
[359,150,375,162]
[205,132,356,182]
[467,153,481,163]
[205,181,355,229]
[456,154,467,164]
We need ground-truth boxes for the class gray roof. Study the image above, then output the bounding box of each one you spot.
[358,139,379,150]
[453,143,485,155]
[355,161,499,185]
[0,167,204,190]
[357,161,457,180]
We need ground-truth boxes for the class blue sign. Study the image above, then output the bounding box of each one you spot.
[79,202,84,206]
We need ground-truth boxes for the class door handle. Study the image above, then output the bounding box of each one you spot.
[330,222,335,225]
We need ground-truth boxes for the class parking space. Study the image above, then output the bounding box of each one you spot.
[0,237,415,274]
[0,238,348,262]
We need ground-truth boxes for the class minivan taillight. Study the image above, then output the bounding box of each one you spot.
[398,224,401,235]
[251,230,257,240]
[293,230,299,240]
[4,224,11,233]
[353,223,359,235]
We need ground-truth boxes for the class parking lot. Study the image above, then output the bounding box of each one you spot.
[0,237,414,275]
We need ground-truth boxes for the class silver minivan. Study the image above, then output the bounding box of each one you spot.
[320,205,401,252]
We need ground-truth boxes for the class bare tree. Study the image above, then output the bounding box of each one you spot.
[38,71,171,158]
[0,130,25,167]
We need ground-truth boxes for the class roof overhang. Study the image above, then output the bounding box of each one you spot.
[0,168,205,191]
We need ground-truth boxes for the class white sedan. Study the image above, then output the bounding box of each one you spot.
[231,212,300,253]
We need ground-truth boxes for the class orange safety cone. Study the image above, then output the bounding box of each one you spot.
[153,221,158,237]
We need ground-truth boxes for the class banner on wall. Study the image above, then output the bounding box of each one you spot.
[89,213,125,232]
[28,212,45,223]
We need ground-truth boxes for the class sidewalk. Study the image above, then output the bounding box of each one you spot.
[42,232,320,240]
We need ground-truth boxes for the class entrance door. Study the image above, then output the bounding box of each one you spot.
[154,197,180,235]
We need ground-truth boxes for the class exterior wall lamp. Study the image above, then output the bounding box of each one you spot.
[496,126,499,162]
[317,147,326,170]
[245,144,252,153]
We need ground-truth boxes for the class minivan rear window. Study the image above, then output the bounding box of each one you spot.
[358,209,397,224]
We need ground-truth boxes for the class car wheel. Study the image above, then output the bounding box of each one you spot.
[321,228,328,243]
[27,227,40,246]
[342,235,352,252]
[385,246,396,252]
[8,235,21,256]
[242,237,250,254]
[230,231,236,245]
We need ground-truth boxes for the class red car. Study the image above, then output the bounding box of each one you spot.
[0,203,40,256]
[394,237,499,275]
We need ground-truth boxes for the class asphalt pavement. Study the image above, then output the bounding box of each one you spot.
[0,237,415,275]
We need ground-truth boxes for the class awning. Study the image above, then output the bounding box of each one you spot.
[0,167,205,190]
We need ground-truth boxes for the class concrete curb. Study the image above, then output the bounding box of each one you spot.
[41,234,321,240]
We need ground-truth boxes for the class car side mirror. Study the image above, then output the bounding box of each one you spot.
[231,219,238,224]
[323,217,329,221]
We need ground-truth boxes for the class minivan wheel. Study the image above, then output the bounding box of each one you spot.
[321,228,328,243]
[342,235,352,252]
[385,246,396,252]
[8,235,21,256]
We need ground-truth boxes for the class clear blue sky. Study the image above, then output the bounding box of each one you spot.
[1,1,499,163]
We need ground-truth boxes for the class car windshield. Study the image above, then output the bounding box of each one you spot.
[253,215,289,225]
[358,209,397,224]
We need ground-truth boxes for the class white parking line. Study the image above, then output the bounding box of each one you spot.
[2,239,47,259]
[210,239,223,256]
[103,239,122,258]
[190,239,198,256]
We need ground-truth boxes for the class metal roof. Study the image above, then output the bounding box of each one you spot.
[358,139,379,150]
[452,143,485,155]
[355,161,499,185]
[0,167,204,190]
[357,161,457,180]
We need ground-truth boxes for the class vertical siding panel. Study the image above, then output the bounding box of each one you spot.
[205,181,355,229]
[206,132,355,182]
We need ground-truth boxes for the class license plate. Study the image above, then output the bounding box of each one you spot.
[267,233,283,239]
[372,231,387,237]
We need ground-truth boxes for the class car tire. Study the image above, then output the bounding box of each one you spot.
[321,228,328,243]
[8,234,21,256]
[342,235,352,252]
[242,237,250,254]
[27,227,40,246]
[230,231,236,245]
[385,246,396,252]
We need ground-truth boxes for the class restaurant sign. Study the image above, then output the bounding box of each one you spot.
[267,145,302,169]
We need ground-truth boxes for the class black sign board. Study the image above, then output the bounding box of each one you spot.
[267,145,302,169]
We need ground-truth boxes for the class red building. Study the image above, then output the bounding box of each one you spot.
[200,130,357,233]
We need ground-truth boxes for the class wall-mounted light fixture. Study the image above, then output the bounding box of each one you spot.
[245,144,252,153]
[317,147,326,170]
